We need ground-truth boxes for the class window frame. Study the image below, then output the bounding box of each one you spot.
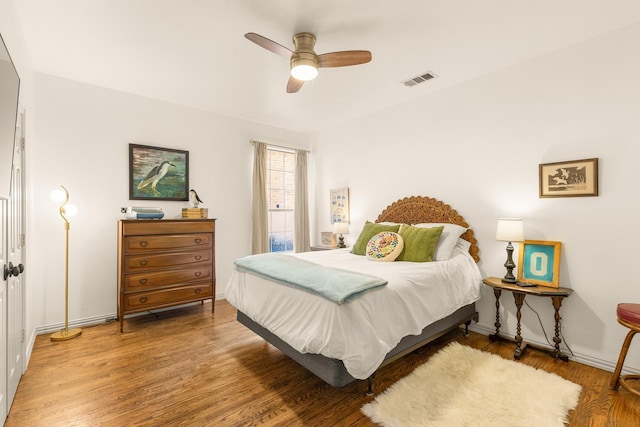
[265,146,295,253]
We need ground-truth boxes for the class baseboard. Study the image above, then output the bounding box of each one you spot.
[35,313,117,335]
[34,295,223,336]
[468,323,640,376]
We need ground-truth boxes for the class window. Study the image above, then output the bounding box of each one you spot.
[266,147,295,252]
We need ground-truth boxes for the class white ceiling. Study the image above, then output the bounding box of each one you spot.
[13,0,640,133]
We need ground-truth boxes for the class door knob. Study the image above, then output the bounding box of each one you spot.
[3,262,24,280]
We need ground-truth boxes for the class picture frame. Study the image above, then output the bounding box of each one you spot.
[539,158,598,198]
[129,144,189,201]
[321,231,337,248]
[517,240,562,288]
[330,187,350,224]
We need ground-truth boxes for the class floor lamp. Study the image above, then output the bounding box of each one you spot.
[50,185,82,341]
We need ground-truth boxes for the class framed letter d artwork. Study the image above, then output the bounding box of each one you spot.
[517,240,561,288]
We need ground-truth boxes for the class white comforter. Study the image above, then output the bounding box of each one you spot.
[225,241,482,379]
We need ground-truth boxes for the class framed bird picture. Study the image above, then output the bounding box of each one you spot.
[539,158,598,198]
[129,144,189,201]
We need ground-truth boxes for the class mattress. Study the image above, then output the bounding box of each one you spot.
[225,241,482,380]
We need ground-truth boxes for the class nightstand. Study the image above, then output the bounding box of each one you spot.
[482,276,573,361]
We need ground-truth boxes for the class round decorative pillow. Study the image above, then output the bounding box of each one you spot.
[366,231,404,262]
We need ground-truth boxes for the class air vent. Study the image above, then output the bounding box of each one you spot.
[403,71,437,87]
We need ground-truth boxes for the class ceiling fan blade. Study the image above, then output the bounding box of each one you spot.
[244,32,293,58]
[286,76,304,94]
[317,50,372,68]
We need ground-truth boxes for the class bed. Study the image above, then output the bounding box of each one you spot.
[226,196,482,392]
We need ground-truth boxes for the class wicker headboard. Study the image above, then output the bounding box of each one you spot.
[375,196,480,262]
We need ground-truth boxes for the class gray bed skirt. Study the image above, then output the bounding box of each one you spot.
[236,302,478,387]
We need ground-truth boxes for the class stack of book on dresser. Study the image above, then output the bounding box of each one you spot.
[125,207,164,219]
[182,208,208,218]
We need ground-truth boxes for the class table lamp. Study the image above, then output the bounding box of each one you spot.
[333,222,349,248]
[495,218,524,283]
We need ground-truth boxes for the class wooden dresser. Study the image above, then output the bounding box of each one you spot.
[117,219,216,332]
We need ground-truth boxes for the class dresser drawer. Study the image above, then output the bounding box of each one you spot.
[121,219,214,236]
[124,233,212,253]
[123,283,213,311]
[124,250,212,273]
[124,266,213,290]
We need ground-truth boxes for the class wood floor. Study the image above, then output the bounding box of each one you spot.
[5,299,639,426]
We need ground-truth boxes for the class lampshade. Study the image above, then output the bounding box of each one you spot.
[496,218,524,242]
[333,222,349,235]
[50,186,78,220]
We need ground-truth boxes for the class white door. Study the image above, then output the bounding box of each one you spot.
[0,108,25,423]
[6,108,25,409]
[0,191,7,423]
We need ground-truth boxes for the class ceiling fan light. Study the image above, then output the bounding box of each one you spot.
[290,53,319,81]
[291,64,318,81]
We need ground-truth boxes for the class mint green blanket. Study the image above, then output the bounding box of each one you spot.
[234,253,387,304]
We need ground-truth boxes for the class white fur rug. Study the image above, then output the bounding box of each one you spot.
[362,342,582,427]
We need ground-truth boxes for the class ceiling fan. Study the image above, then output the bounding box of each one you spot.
[244,32,372,93]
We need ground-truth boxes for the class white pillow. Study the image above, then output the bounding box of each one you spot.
[455,237,471,253]
[414,223,467,261]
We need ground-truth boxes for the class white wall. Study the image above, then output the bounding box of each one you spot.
[311,23,640,372]
[29,74,310,335]
[0,2,34,107]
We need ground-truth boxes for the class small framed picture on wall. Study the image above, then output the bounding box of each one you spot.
[330,187,350,224]
[539,158,598,198]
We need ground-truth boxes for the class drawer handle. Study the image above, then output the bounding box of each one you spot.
[139,241,148,247]
[195,238,202,244]
[194,271,202,277]
[139,278,148,285]
[139,297,148,303]
[194,288,202,294]
[195,255,202,261]
[139,259,148,266]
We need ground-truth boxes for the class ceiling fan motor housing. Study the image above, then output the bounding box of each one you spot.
[292,32,317,52]
[290,33,319,80]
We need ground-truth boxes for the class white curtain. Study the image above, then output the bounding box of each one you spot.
[251,141,269,254]
[294,149,310,252]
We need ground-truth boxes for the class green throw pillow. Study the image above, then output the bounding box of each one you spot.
[351,222,401,255]
[396,224,444,262]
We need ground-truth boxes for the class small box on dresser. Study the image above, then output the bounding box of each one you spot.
[117,219,216,332]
